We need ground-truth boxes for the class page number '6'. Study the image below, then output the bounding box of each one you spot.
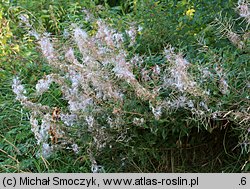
[240,177,246,185]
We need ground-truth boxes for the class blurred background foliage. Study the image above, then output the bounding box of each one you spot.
[0,0,249,172]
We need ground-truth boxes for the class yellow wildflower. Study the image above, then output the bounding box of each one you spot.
[186,8,195,17]
[12,44,20,52]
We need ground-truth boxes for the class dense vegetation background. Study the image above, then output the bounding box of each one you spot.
[0,0,249,172]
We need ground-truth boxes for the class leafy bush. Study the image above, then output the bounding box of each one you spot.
[133,0,238,53]
[10,1,249,173]
[0,0,248,173]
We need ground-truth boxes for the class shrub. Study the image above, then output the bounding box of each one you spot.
[11,2,249,172]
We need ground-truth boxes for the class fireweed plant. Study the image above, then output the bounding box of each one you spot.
[12,4,249,172]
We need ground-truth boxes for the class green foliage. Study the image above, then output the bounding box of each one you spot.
[134,0,236,53]
[0,0,249,173]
